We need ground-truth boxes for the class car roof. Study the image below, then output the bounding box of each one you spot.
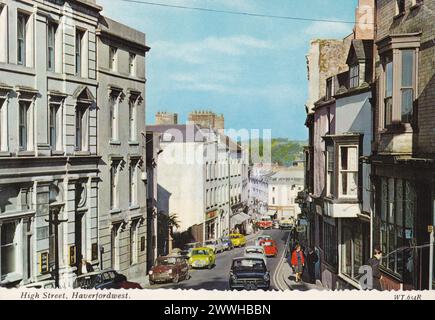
[192,247,212,251]
[233,256,264,261]
[245,246,264,251]
[76,269,117,279]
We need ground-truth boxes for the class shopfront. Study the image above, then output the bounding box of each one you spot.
[205,210,218,240]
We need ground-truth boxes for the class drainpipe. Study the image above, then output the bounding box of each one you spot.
[429,200,434,289]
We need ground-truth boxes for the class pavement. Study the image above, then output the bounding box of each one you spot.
[279,261,328,291]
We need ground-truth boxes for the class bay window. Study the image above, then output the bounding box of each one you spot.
[384,58,393,127]
[401,50,414,123]
[326,145,335,197]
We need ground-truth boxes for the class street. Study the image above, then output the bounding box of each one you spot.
[144,229,290,290]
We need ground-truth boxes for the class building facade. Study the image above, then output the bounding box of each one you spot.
[0,0,102,287]
[96,16,150,282]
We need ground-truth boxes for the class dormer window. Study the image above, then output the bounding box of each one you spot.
[349,64,359,89]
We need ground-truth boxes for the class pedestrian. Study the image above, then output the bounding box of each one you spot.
[291,244,305,282]
[306,247,318,284]
[80,257,94,275]
[367,247,383,291]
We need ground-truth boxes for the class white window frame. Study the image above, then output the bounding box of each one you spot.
[326,145,335,197]
[349,64,360,88]
[17,12,27,66]
[109,46,117,72]
[47,22,57,72]
[110,161,119,210]
[129,161,138,207]
[129,52,136,76]
[75,28,84,76]
[75,104,89,152]
[338,145,359,198]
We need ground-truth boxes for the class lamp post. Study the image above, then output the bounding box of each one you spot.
[46,203,67,288]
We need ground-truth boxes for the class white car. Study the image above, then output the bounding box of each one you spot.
[243,246,267,265]
[204,239,224,253]
[254,235,272,246]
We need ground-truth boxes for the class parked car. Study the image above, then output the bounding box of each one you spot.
[279,218,293,230]
[243,246,267,265]
[229,257,270,290]
[254,235,272,246]
[256,216,273,230]
[220,237,234,251]
[204,239,224,253]
[23,280,56,289]
[259,239,278,257]
[229,233,247,248]
[181,242,202,258]
[149,256,189,285]
[188,247,216,269]
[74,270,142,289]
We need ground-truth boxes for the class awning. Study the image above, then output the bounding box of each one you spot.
[231,213,251,226]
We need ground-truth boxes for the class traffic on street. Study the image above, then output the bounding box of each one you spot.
[145,229,290,291]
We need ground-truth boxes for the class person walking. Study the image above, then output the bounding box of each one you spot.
[306,247,318,284]
[367,247,383,291]
[291,244,305,282]
[80,257,94,275]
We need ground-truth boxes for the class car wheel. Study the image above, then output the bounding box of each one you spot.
[172,274,180,284]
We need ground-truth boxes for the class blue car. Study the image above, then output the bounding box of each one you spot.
[220,237,233,251]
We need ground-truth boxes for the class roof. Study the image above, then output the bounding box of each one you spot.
[147,124,206,143]
[346,39,373,65]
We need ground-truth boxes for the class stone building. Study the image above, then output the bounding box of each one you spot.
[370,0,435,290]
[96,16,150,282]
[187,110,225,131]
[0,0,102,287]
[155,112,178,125]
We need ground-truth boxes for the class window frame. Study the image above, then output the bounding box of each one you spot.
[338,145,359,199]
[109,46,118,72]
[75,28,84,76]
[110,161,120,210]
[18,101,29,151]
[349,64,360,89]
[47,22,57,72]
[129,52,136,76]
[17,12,27,66]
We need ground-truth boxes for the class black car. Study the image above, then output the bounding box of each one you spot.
[73,269,142,289]
[229,257,270,290]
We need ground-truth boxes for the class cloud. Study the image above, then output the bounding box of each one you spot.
[151,35,273,64]
[304,19,352,38]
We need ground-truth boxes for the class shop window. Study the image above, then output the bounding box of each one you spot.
[323,221,337,267]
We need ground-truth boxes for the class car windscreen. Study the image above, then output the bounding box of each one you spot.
[263,241,274,246]
[230,235,240,239]
[232,259,266,272]
[156,257,177,266]
[191,249,209,255]
[246,248,263,254]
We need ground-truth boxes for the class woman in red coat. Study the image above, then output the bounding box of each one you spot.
[291,244,305,282]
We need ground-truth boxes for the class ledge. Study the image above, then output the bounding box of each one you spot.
[0,151,11,157]
[128,141,139,146]
[110,208,122,215]
[74,151,91,156]
[109,140,121,146]
[17,151,35,157]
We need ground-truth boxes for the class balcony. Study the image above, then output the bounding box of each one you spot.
[324,198,360,218]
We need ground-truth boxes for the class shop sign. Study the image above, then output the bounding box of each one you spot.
[206,210,218,221]
[39,251,49,274]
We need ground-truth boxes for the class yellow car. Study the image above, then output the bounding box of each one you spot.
[230,234,247,248]
[188,247,216,269]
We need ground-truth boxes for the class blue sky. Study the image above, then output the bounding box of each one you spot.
[98,0,358,140]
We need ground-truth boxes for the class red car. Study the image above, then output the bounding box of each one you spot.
[257,217,273,230]
[259,239,278,257]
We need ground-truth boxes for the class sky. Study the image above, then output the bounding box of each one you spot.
[97,0,358,140]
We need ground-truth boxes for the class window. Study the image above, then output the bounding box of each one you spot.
[19,101,29,150]
[110,162,119,210]
[75,29,84,76]
[326,145,335,197]
[130,220,138,265]
[129,161,138,207]
[384,58,393,127]
[379,178,416,279]
[0,5,7,63]
[349,64,359,88]
[0,98,5,151]
[129,98,136,141]
[339,146,358,197]
[323,221,337,267]
[75,105,87,151]
[341,220,370,281]
[396,0,405,15]
[17,13,27,65]
[1,222,17,279]
[47,23,57,71]
[129,53,136,76]
[326,77,333,100]
[111,224,120,269]
[272,197,275,205]
[401,50,414,123]
[109,94,118,140]
[49,104,58,150]
[109,46,117,71]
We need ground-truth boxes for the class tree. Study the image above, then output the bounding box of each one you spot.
[167,213,181,253]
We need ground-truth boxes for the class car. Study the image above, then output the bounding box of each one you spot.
[254,235,272,246]
[229,257,270,290]
[256,216,273,230]
[220,237,234,251]
[23,280,56,289]
[181,242,202,258]
[259,239,278,257]
[149,256,189,285]
[243,246,267,265]
[279,218,293,230]
[229,233,247,248]
[74,270,142,289]
[188,247,216,269]
[204,239,224,253]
